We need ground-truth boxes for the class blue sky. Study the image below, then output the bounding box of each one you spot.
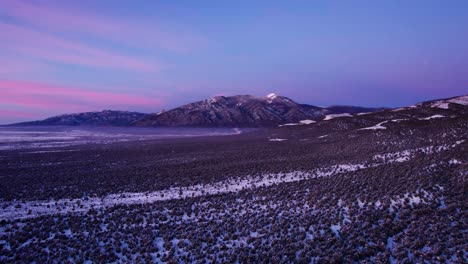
[0,0,467,123]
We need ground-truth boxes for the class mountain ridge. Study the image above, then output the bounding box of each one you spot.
[9,110,148,127]
[134,93,384,127]
[6,94,467,127]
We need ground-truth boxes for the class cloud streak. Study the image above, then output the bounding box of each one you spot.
[0,22,161,72]
[0,1,198,122]
[0,0,205,53]
[0,79,164,113]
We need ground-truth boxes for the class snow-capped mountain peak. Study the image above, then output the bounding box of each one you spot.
[266,93,279,103]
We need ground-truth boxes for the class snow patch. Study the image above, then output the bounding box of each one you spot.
[265,93,278,103]
[419,115,445,120]
[278,120,316,127]
[323,113,352,120]
[359,121,388,130]
[269,138,287,142]
[299,119,316,125]
[449,159,462,165]
[433,102,449,109]
[278,123,299,127]
[359,119,407,130]
[330,225,341,238]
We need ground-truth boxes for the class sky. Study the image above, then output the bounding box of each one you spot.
[1,0,467,124]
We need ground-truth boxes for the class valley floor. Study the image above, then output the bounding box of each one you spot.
[0,114,467,263]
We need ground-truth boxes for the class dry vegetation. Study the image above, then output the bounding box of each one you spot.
[0,108,466,263]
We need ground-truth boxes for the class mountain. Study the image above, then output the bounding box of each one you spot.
[134,93,383,127]
[9,110,148,126]
[9,94,465,128]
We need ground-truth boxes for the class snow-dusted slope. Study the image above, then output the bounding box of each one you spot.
[426,95,468,109]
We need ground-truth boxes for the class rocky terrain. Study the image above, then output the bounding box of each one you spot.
[0,95,466,263]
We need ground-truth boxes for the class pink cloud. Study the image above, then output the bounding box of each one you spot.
[0,0,206,53]
[0,57,44,75]
[0,109,36,118]
[0,79,165,112]
[0,22,160,71]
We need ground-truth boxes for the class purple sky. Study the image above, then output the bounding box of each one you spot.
[1,0,467,124]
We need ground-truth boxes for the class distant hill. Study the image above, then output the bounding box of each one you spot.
[9,110,148,126]
[326,105,387,114]
[284,94,468,132]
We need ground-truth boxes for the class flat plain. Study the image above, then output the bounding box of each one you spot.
[0,108,466,263]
